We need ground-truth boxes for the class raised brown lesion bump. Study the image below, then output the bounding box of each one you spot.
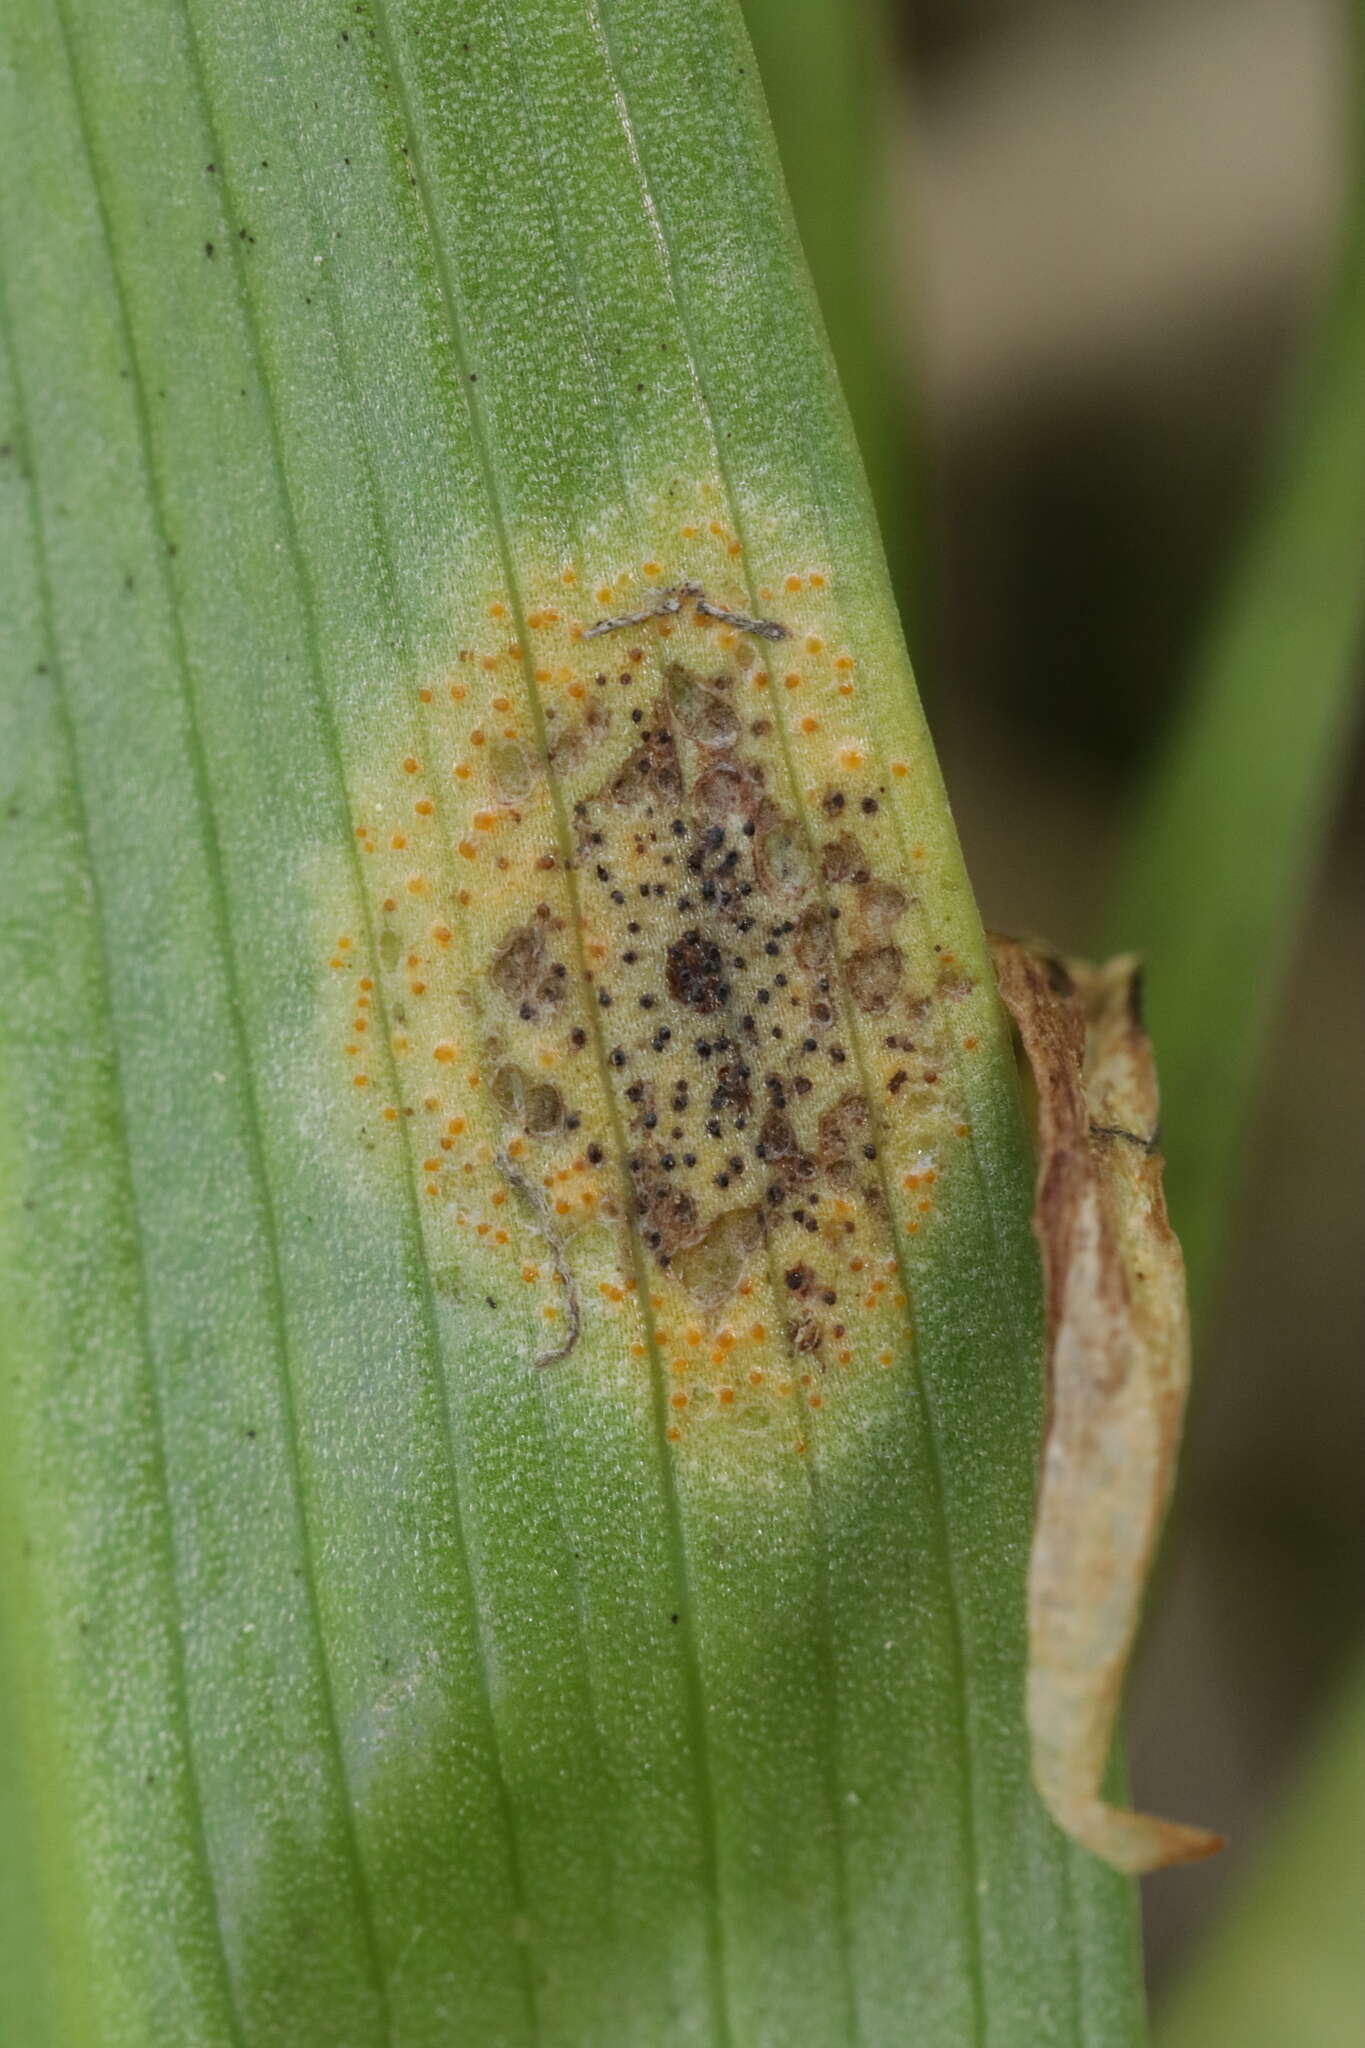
[845,944,904,1014]
[489,1061,564,1137]
[671,1206,765,1309]
[819,831,870,886]
[855,879,909,936]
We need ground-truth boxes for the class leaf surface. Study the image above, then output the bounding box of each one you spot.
[0,2,1140,2041]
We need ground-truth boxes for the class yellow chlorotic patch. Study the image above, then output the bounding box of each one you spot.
[321,504,985,1458]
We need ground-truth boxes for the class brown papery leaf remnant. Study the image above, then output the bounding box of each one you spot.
[991,936,1224,1877]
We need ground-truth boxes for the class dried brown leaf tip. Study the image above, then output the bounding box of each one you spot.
[991,935,1224,1876]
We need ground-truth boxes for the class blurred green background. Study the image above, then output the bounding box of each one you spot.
[746,0,1364,2017]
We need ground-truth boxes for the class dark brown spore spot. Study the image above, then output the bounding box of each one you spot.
[667,931,726,1012]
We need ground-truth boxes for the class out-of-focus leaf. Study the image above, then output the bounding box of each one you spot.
[1101,29,1365,1308]
[1158,1651,1365,2048]
[0,1,1140,2041]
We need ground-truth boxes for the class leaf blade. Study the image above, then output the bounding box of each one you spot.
[0,1,1143,2041]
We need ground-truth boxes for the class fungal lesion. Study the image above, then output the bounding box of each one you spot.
[324,526,988,1447]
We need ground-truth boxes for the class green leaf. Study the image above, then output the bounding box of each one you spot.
[1157,1651,1365,2048]
[739,0,916,604]
[0,1,1139,2041]
[1100,31,1365,1310]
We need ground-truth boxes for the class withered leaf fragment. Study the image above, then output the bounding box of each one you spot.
[991,936,1224,1877]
